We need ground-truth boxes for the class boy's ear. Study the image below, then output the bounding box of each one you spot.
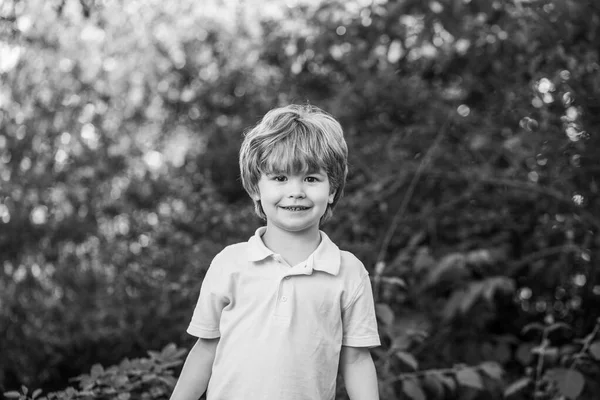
[328,190,336,204]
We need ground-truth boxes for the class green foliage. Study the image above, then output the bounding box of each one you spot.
[3,343,185,400]
[1,0,599,398]
[504,319,600,400]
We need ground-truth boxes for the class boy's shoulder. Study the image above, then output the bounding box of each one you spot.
[337,247,369,278]
[208,241,251,272]
[339,248,363,267]
[213,241,249,262]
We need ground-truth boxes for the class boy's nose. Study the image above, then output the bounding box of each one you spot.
[287,181,306,198]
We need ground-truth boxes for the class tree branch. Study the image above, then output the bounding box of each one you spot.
[375,115,452,266]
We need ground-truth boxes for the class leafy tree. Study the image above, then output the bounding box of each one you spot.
[1,0,599,398]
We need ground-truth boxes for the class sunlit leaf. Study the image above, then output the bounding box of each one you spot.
[402,378,426,400]
[391,335,412,351]
[548,368,585,400]
[161,342,178,357]
[459,281,485,313]
[442,289,465,320]
[395,351,419,370]
[434,373,456,392]
[375,303,395,326]
[504,377,531,397]
[90,364,104,379]
[424,253,467,288]
[588,341,600,360]
[456,368,483,389]
[479,361,503,380]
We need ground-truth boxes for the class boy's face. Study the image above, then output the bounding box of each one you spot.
[253,168,335,235]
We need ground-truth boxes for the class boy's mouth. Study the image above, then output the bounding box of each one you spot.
[280,206,310,211]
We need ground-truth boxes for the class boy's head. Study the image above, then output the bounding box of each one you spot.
[239,104,348,224]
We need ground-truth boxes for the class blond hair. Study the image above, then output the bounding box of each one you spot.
[239,104,348,224]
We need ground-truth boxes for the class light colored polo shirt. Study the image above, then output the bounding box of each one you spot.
[187,227,380,400]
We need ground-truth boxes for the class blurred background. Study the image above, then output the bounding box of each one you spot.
[1,0,599,399]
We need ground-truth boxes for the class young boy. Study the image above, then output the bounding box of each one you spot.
[170,104,380,400]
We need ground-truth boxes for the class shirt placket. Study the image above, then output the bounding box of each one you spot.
[273,254,293,318]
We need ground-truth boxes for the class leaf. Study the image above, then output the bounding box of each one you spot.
[158,360,184,369]
[113,376,129,387]
[516,342,535,365]
[504,377,531,397]
[548,368,585,400]
[147,350,161,360]
[479,361,503,380]
[435,374,456,392]
[456,368,483,389]
[142,373,157,383]
[391,334,412,351]
[395,351,419,370]
[407,231,426,249]
[424,253,467,287]
[442,289,465,320]
[483,277,515,300]
[459,281,485,313]
[375,303,395,326]
[3,392,21,399]
[422,374,444,398]
[158,375,178,387]
[588,341,600,360]
[413,247,435,274]
[161,342,177,357]
[381,276,407,287]
[32,389,43,399]
[90,364,104,379]
[402,378,426,400]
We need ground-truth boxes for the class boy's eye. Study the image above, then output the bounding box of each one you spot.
[305,176,319,183]
[273,175,287,182]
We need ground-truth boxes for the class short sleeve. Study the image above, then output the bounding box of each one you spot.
[341,274,381,348]
[186,252,230,339]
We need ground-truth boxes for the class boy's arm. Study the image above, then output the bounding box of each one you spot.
[170,337,219,400]
[340,346,379,400]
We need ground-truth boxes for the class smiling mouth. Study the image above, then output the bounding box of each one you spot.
[281,206,310,211]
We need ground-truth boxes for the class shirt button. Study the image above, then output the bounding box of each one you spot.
[281,296,287,302]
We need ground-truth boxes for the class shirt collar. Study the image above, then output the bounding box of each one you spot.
[247,227,341,276]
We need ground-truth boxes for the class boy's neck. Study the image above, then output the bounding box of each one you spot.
[261,225,322,266]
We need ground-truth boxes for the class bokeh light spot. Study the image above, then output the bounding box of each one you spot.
[31,206,48,225]
[572,194,584,206]
[457,104,470,117]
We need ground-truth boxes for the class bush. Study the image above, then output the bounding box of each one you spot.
[3,344,185,400]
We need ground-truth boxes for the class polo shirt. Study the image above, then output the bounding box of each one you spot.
[187,227,380,400]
